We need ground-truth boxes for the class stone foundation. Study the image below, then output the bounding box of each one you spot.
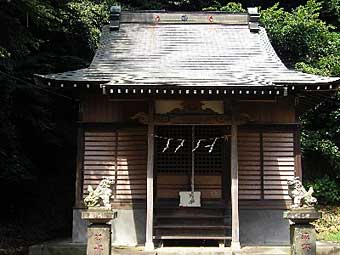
[240,209,290,245]
[73,208,289,246]
[73,208,146,246]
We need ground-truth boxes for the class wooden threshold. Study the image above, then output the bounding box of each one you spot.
[153,235,232,240]
[154,225,231,229]
[156,215,230,219]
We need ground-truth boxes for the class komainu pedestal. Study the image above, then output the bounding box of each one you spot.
[284,207,321,255]
[284,177,321,255]
[81,209,116,255]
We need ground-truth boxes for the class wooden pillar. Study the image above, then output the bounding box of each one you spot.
[75,126,84,208]
[231,123,241,250]
[294,128,302,180]
[145,101,155,251]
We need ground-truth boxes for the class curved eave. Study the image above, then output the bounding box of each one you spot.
[274,79,340,93]
[33,21,340,95]
[34,73,109,89]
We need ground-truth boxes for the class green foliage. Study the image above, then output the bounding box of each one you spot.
[23,0,63,32]
[313,206,340,241]
[306,176,340,204]
[260,0,340,205]
[62,0,110,50]
[202,6,219,11]
[202,1,221,11]
[296,54,340,76]
[260,0,340,68]
[0,0,112,181]
[0,0,111,59]
[300,91,340,178]
[319,0,340,28]
[203,1,245,13]
[301,130,340,172]
[220,2,245,13]
[0,47,10,58]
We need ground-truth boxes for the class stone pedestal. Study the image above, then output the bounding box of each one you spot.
[284,208,321,255]
[81,209,117,255]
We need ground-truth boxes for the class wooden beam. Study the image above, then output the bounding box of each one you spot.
[75,127,84,208]
[294,129,302,181]
[145,101,155,251]
[231,123,241,251]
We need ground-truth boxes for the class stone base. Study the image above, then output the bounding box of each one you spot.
[291,224,316,255]
[87,224,111,255]
[240,209,290,245]
[144,242,155,251]
[28,240,340,255]
[231,241,241,251]
[284,208,321,224]
[73,208,146,246]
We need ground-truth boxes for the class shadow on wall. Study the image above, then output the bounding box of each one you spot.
[111,128,147,246]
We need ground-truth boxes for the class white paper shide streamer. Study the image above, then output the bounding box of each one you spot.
[155,134,228,153]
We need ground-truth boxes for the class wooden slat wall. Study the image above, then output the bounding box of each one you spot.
[157,175,222,199]
[238,132,262,200]
[81,95,148,123]
[238,97,296,124]
[238,130,295,201]
[115,128,147,201]
[263,132,294,200]
[82,127,147,203]
[83,131,116,195]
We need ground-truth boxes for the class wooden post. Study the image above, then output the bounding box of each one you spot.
[294,129,302,180]
[231,123,241,251]
[75,127,84,208]
[145,101,155,251]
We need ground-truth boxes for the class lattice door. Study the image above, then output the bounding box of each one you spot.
[155,126,226,175]
[155,125,229,200]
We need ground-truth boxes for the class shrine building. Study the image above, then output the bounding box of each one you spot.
[35,7,340,250]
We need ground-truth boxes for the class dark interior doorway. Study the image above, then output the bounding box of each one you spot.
[153,125,232,246]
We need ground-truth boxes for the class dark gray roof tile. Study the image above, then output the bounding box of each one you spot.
[38,20,340,87]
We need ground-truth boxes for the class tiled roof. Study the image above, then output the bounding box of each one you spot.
[37,12,340,88]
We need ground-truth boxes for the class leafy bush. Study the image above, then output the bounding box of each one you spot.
[203,2,245,13]
[306,176,340,205]
[202,1,221,11]
[202,6,219,11]
[300,92,340,178]
[260,0,340,69]
[0,47,10,58]
[220,2,245,13]
[62,0,111,50]
[261,1,340,185]
[320,0,340,28]
[313,206,340,241]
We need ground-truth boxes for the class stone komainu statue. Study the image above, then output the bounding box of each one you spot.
[84,177,114,209]
[287,177,317,208]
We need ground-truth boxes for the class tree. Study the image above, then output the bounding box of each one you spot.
[261,0,340,186]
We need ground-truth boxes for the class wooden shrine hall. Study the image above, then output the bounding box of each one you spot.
[35,7,340,250]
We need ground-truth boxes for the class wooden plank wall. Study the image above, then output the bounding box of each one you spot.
[238,97,296,124]
[82,127,147,205]
[263,132,294,200]
[81,95,148,123]
[115,128,147,201]
[157,175,222,199]
[238,132,262,200]
[238,129,295,204]
[83,131,116,194]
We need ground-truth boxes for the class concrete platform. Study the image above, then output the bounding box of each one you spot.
[29,240,340,255]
